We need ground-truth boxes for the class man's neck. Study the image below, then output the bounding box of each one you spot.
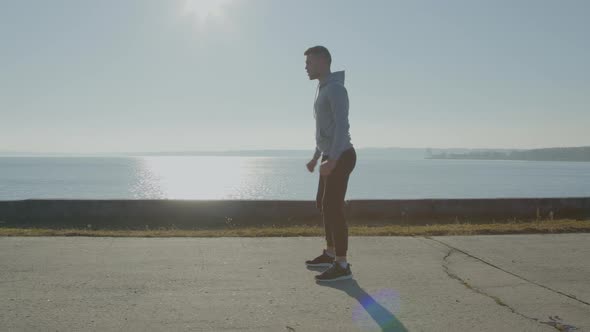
[318,70,332,85]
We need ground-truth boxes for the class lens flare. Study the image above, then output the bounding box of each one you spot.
[352,288,402,330]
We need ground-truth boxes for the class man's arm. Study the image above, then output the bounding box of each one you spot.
[327,84,350,161]
[307,147,322,173]
[312,147,321,161]
[319,84,349,176]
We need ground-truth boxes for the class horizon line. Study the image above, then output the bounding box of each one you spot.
[1,145,589,156]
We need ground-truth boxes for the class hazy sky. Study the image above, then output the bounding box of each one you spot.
[1,0,589,153]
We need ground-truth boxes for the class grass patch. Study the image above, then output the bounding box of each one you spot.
[0,219,589,237]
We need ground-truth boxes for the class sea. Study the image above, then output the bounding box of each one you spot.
[1,154,589,200]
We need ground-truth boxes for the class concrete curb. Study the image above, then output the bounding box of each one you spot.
[0,198,589,229]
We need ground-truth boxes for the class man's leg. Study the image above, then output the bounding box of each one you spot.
[317,171,336,256]
[305,164,338,268]
[314,149,356,281]
[321,148,356,265]
[322,173,350,263]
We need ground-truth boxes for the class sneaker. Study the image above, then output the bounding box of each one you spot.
[315,262,353,282]
[305,250,335,267]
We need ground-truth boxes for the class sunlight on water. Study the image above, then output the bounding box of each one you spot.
[132,156,268,200]
[1,156,589,200]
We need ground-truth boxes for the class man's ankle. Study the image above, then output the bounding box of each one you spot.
[325,248,336,257]
[335,256,348,267]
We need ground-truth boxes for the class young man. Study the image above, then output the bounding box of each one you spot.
[303,46,357,282]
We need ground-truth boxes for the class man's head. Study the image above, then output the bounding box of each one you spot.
[305,46,331,80]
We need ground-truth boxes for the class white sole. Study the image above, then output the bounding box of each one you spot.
[306,263,333,267]
[315,274,353,282]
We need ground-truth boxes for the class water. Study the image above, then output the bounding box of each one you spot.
[1,155,589,200]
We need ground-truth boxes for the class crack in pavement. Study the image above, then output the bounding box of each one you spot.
[427,237,589,307]
[441,249,579,332]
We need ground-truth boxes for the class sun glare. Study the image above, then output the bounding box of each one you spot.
[182,0,237,24]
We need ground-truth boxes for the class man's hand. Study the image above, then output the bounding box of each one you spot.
[306,159,318,173]
[319,159,338,176]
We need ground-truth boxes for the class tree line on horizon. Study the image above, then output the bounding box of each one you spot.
[426,146,590,162]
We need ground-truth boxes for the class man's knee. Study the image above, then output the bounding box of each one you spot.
[322,200,344,217]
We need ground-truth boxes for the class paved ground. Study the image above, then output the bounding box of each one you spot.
[1,234,589,331]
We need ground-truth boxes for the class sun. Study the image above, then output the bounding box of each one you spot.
[182,0,237,23]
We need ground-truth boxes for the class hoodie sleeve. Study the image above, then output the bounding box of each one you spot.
[327,84,350,161]
[312,147,321,161]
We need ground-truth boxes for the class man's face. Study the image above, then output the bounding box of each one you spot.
[305,54,323,80]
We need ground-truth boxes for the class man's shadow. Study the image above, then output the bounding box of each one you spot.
[308,267,408,332]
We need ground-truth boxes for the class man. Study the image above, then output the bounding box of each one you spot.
[303,46,357,282]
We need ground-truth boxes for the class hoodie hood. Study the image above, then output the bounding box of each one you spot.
[319,70,345,87]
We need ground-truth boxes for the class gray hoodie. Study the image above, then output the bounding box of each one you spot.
[312,71,353,161]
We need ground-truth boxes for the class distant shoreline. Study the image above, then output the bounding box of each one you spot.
[1,145,589,161]
[427,156,590,162]
[427,146,590,162]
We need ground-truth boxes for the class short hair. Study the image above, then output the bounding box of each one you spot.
[304,46,332,65]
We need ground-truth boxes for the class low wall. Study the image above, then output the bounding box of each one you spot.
[0,198,589,229]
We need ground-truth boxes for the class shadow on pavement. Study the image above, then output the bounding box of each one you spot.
[315,277,408,332]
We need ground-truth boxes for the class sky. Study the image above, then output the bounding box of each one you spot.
[1,0,589,154]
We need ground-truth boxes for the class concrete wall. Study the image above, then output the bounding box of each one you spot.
[0,198,589,229]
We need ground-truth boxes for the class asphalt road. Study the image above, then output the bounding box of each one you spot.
[1,234,589,331]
